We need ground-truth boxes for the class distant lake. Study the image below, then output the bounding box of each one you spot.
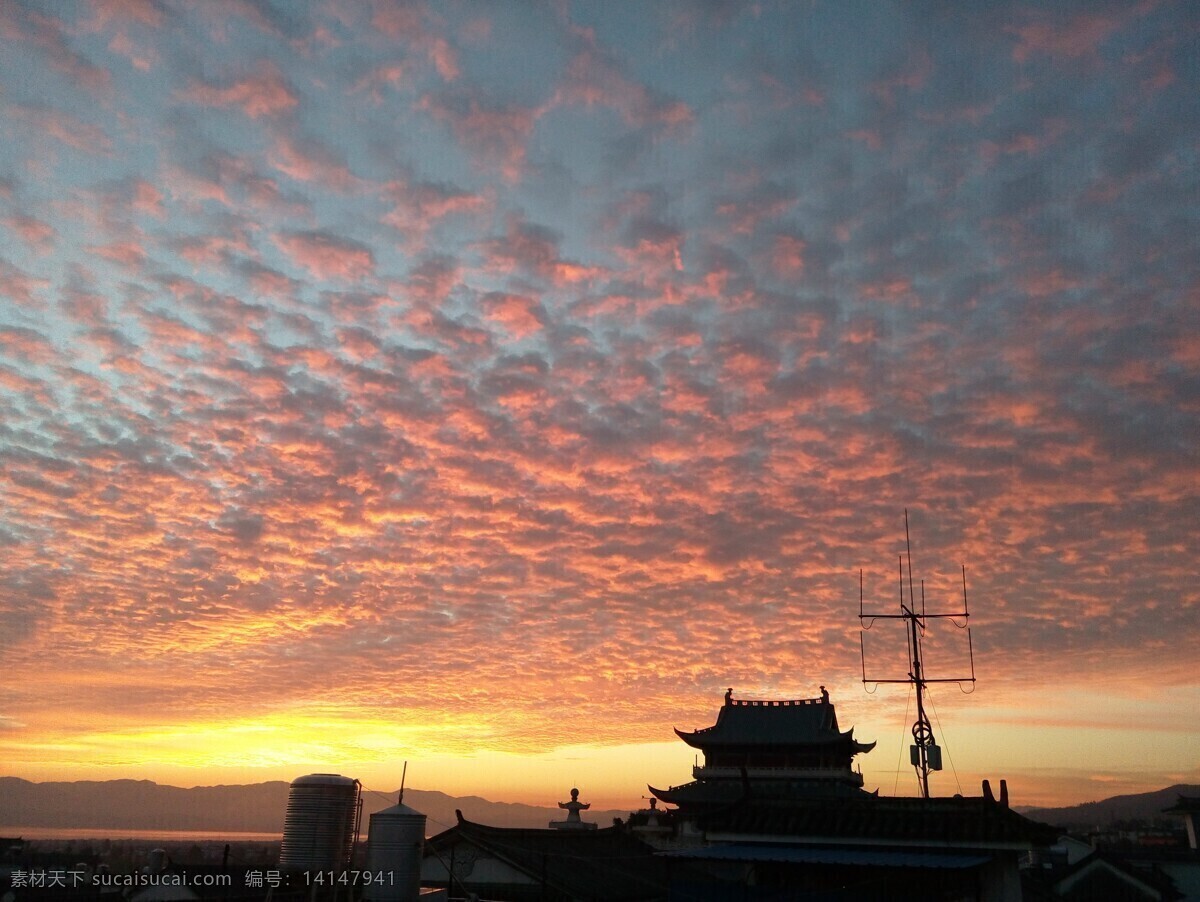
[0,827,281,842]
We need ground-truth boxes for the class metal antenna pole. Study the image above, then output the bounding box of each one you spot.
[860,512,975,800]
[908,585,933,799]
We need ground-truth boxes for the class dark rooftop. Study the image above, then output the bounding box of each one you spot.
[697,794,1058,849]
[425,813,674,901]
[649,776,870,807]
[675,692,872,751]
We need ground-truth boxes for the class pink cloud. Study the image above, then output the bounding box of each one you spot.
[164,1,273,47]
[131,180,165,218]
[1020,269,1082,299]
[381,178,488,249]
[615,220,685,275]
[3,215,57,252]
[351,62,411,102]
[163,154,306,217]
[162,163,232,208]
[321,290,393,325]
[553,25,693,132]
[86,327,141,372]
[980,118,1069,163]
[107,30,158,71]
[0,6,111,92]
[477,217,558,277]
[770,234,806,279]
[334,327,382,362]
[1140,65,1175,94]
[716,187,797,235]
[87,240,148,267]
[757,72,825,110]
[181,61,299,119]
[370,2,422,39]
[172,232,252,267]
[474,217,606,289]
[135,309,228,360]
[551,261,604,285]
[369,1,458,81]
[84,0,163,72]
[268,131,361,191]
[0,364,51,399]
[274,230,375,282]
[1169,328,1200,371]
[418,90,537,181]
[847,128,882,150]
[869,48,933,107]
[400,254,458,302]
[84,0,165,30]
[236,259,300,299]
[860,277,913,303]
[1008,10,1127,64]
[718,339,779,387]
[60,285,110,327]
[0,261,51,307]
[481,292,544,340]
[0,326,59,365]
[426,36,459,81]
[12,104,113,154]
[158,276,269,345]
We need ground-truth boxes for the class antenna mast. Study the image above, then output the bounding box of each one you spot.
[859,510,975,799]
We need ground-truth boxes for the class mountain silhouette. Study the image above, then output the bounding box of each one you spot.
[1015,783,1200,830]
[0,777,631,834]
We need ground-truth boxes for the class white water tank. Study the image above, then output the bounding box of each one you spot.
[279,773,361,872]
[365,799,426,902]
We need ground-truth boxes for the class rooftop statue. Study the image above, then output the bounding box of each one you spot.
[560,787,589,820]
[549,787,597,831]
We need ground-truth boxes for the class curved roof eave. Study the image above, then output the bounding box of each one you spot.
[674,727,705,748]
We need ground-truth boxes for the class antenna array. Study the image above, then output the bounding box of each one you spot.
[860,510,975,799]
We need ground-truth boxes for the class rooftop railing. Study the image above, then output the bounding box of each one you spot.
[728,696,824,707]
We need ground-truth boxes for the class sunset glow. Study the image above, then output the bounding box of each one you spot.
[1,1,1198,813]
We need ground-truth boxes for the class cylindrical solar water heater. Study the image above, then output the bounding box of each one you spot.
[278,773,361,872]
[365,799,426,902]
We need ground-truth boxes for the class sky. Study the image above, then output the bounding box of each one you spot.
[1,0,1198,815]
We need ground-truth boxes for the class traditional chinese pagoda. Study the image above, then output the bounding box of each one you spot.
[650,687,876,811]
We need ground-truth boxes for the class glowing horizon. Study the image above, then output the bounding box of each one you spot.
[1,1,1198,817]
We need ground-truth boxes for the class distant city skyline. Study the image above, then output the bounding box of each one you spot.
[1,1,1197,811]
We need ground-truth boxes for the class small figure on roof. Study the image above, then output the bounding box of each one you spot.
[820,685,829,703]
[559,787,590,820]
[725,687,733,704]
[550,787,597,830]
